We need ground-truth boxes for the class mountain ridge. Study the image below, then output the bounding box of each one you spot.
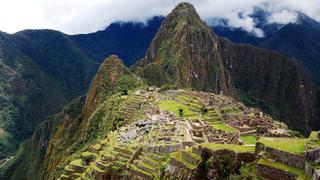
[0,2,319,179]
[134,2,319,135]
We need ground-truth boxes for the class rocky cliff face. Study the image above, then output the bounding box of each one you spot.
[136,3,236,96]
[135,2,319,135]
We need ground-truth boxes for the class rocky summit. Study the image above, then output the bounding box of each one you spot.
[0,2,320,180]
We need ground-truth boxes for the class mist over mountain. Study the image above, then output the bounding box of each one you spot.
[0,2,320,180]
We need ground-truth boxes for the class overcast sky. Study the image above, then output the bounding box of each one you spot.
[0,0,319,36]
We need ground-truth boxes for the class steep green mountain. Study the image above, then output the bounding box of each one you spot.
[1,2,320,180]
[2,55,317,179]
[135,3,319,135]
[214,14,320,85]
[0,55,139,179]
[0,18,160,162]
[260,15,320,85]
[0,30,98,160]
[134,3,235,96]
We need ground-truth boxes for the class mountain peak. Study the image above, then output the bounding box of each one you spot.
[82,55,127,122]
[170,2,199,18]
[165,2,203,31]
[136,2,235,96]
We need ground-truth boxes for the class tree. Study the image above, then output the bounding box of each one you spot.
[115,75,139,95]
[178,108,184,117]
[201,104,208,116]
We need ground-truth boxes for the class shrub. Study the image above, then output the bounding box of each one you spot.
[178,108,184,116]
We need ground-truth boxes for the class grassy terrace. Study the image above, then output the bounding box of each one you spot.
[175,95,202,108]
[157,99,201,119]
[258,158,310,180]
[200,143,255,153]
[157,98,223,122]
[69,159,85,167]
[240,135,257,145]
[212,123,237,132]
[258,137,307,155]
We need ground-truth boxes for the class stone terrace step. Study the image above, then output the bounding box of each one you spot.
[64,165,76,175]
[141,151,163,162]
[113,160,126,168]
[110,150,131,160]
[128,164,154,180]
[139,156,159,167]
[58,174,69,180]
[95,161,110,171]
[68,159,87,173]
[133,160,157,174]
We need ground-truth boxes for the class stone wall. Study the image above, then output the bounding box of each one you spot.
[182,141,196,149]
[192,146,203,157]
[125,168,153,180]
[147,143,182,154]
[305,162,320,180]
[313,170,320,180]
[256,164,297,180]
[255,142,266,154]
[306,148,320,162]
[255,142,305,168]
[237,152,256,162]
[182,151,200,164]
[305,161,314,177]
[265,147,305,168]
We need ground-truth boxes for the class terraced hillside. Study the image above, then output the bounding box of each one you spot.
[56,89,319,179]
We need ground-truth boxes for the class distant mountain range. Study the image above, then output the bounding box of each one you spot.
[0,3,319,179]
[0,2,320,170]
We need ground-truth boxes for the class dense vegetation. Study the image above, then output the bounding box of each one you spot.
[0,2,320,179]
[0,30,98,160]
[1,55,142,179]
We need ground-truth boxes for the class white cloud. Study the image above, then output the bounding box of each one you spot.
[0,0,319,36]
[267,10,298,25]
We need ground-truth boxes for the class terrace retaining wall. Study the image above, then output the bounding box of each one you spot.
[306,148,320,161]
[237,152,256,162]
[256,164,297,180]
[265,147,305,168]
[147,144,182,154]
[255,142,305,168]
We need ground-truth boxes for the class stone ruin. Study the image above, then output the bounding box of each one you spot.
[185,119,242,145]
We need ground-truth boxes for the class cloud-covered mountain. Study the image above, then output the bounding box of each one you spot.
[1,0,320,35]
